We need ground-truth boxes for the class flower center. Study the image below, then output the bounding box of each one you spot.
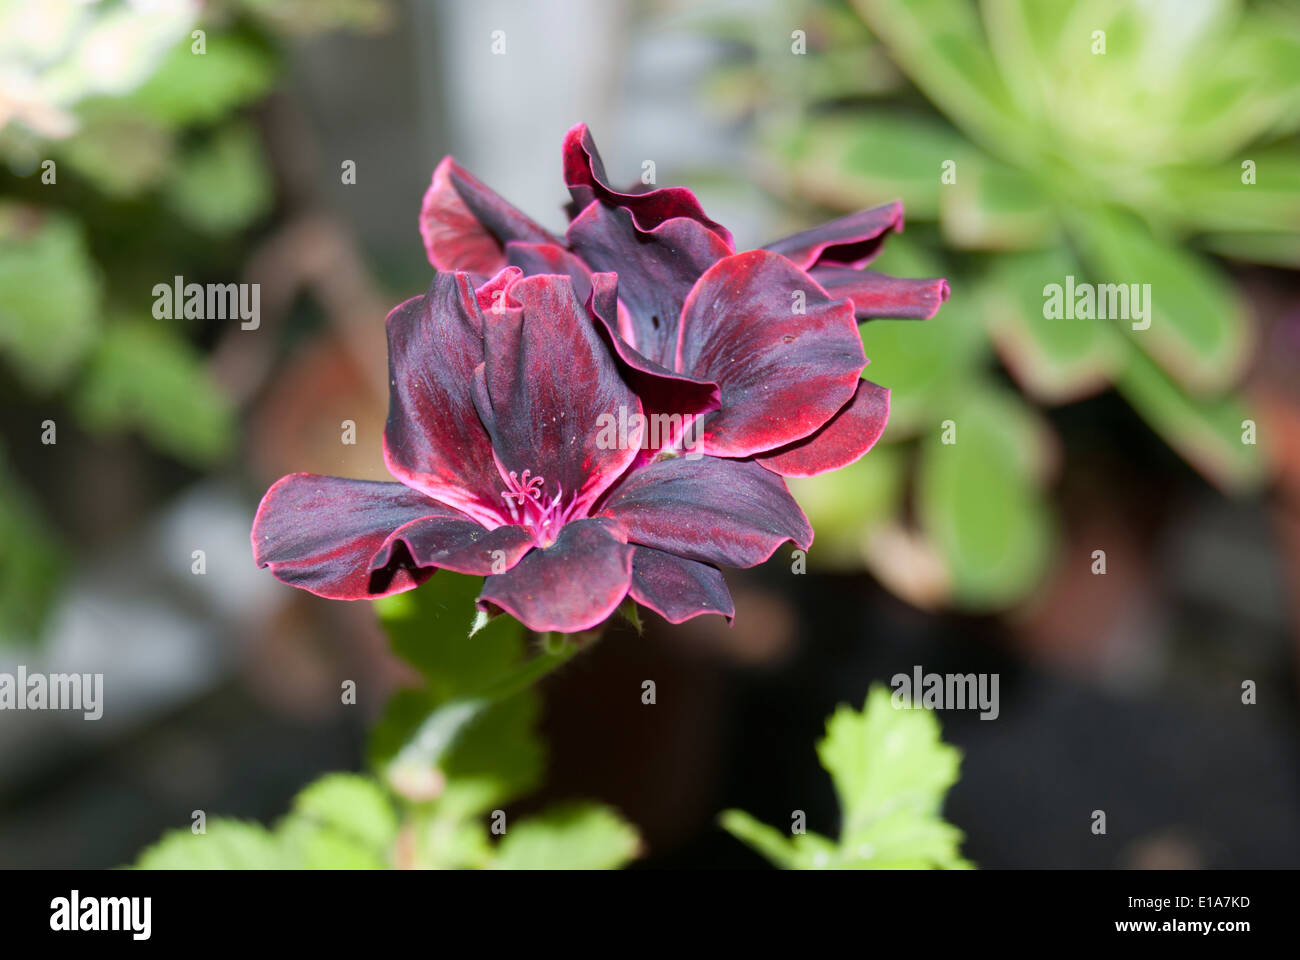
[500,469,567,547]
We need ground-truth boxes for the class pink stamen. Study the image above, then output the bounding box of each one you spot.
[500,469,568,546]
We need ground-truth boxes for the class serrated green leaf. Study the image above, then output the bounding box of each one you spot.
[133,820,285,870]
[72,319,235,464]
[820,687,960,831]
[290,773,398,854]
[0,207,101,391]
[724,685,969,869]
[493,803,640,870]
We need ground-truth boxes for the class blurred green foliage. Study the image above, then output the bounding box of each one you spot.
[134,572,641,870]
[716,0,1299,610]
[722,685,970,868]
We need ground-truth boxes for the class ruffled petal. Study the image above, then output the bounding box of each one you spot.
[676,250,864,458]
[561,122,733,247]
[763,202,903,270]
[478,518,633,633]
[757,378,890,477]
[587,271,719,460]
[382,271,505,527]
[505,240,593,305]
[420,156,555,274]
[567,200,730,366]
[475,272,642,517]
[597,456,812,568]
[810,266,950,321]
[251,474,449,600]
[629,546,734,624]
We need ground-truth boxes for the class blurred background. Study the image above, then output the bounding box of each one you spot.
[2,0,1299,868]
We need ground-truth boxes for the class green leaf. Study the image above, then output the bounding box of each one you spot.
[375,572,526,698]
[121,35,277,127]
[0,207,101,391]
[786,442,905,569]
[1069,207,1251,394]
[916,385,1054,610]
[852,0,1026,154]
[941,155,1057,250]
[372,573,545,816]
[1198,230,1300,269]
[164,122,272,233]
[820,687,960,831]
[857,261,988,437]
[982,247,1122,403]
[723,685,969,869]
[290,773,398,854]
[1115,343,1266,494]
[493,803,640,870]
[133,820,285,870]
[0,450,64,646]
[72,319,235,464]
[770,113,971,219]
[55,109,174,197]
[718,809,805,869]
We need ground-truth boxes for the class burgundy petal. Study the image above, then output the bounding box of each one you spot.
[475,272,642,517]
[597,456,812,568]
[587,271,719,459]
[676,250,864,459]
[811,266,950,321]
[251,474,449,600]
[372,517,535,577]
[504,241,593,306]
[420,156,556,274]
[478,518,633,633]
[382,271,505,527]
[757,378,890,477]
[763,202,904,270]
[629,546,734,624]
[567,200,730,366]
[561,122,733,247]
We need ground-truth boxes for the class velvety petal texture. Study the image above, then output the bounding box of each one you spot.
[562,122,733,248]
[764,202,903,269]
[475,272,643,521]
[478,519,633,633]
[567,200,730,365]
[255,124,947,632]
[382,271,505,528]
[421,156,554,274]
[629,546,734,624]
[757,378,890,477]
[811,266,950,322]
[598,456,812,568]
[252,474,448,600]
[676,250,864,458]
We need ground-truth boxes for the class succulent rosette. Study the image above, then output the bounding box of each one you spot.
[252,124,950,633]
[420,123,949,475]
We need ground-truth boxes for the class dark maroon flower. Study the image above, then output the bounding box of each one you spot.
[252,268,811,632]
[419,123,949,477]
